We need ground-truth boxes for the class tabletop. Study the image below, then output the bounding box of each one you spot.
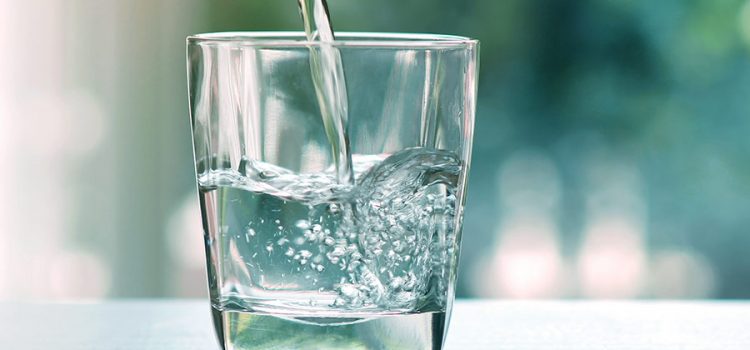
[1,300,748,349]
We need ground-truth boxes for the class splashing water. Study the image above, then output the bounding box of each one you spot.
[200,147,460,314]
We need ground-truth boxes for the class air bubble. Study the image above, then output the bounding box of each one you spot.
[259,170,278,179]
[328,203,340,214]
[303,229,315,241]
[295,220,311,230]
[339,284,360,299]
[299,250,313,259]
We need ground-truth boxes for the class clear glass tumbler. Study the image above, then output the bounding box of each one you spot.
[187,32,479,350]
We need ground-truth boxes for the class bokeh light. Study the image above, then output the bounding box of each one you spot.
[45,251,111,299]
[477,151,565,298]
[649,249,716,299]
[578,218,646,298]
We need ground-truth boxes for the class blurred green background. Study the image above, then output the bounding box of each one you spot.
[1,0,749,299]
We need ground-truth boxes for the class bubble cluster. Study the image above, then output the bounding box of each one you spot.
[204,148,461,312]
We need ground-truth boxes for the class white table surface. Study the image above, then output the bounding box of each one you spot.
[1,300,748,349]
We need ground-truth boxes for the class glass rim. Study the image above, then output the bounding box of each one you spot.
[187,31,478,49]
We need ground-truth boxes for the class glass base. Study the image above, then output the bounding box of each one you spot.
[211,307,446,350]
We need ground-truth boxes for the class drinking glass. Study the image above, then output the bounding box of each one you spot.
[187,32,478,349]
